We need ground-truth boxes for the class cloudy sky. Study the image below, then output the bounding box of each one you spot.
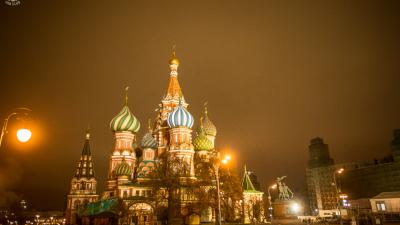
[1,0,399,210]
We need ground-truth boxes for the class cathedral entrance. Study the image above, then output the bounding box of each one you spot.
[128,203,154,225]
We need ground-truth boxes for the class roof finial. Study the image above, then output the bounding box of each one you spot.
[148,118,152,131]
[244,164,247,173]
[178,96,183,105]
[172,44,176,56]
[204,101,208,115]
[125,86,129,105]
[86,125,91,140]
[169,45,180,65]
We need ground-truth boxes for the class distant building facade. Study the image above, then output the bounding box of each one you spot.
[370,192,400,213]
[306,131,400,215]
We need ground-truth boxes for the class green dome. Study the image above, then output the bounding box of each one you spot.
[141,132,158,149]
[193,126,214,151]
[110,105,140,133]
[114,160,132,177]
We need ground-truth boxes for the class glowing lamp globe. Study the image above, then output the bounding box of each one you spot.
[17,128,32,143]
[291,203,300,214]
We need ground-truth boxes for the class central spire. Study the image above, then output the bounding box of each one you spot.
[164,46,184,102]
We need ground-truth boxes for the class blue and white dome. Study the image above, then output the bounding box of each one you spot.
[167,104,194,128]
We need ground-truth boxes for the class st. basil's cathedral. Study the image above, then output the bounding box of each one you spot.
[65,51,264,225]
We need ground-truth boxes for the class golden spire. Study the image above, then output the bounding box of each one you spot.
[169,45,180,65]
[125,86,129,105]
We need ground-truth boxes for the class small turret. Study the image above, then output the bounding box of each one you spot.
[114,158,132,185]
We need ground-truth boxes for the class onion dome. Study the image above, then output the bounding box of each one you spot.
[114,159,132,177]
[169,49,180,65]
[141,133,157,149]
[201,103,217,136]
[167,101,194,128]
[110,87,141,133]
[193,121,214,151]
[141,119,158,149]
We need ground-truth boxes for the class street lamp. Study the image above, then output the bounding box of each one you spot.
[213,154,231,225]
[267,184,277,221]
[17,128,32,143]
[0,108,32,148]
[291,203,301,214]
[333,168,344,225]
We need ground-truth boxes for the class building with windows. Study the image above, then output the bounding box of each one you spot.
[370,192,400,213]
[65,131,99,224]
[241,166,264,224]
[306,137,356,214]
[306,131,400,216]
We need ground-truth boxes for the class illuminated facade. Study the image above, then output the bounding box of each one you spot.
[65,131,99,224]
[74,51,219,225]
[306,132,400,215]
[241,166,264,224]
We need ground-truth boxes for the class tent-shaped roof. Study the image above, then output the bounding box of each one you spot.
[242,165,263,193]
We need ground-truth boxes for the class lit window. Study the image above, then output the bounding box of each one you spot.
[376,201,386,211]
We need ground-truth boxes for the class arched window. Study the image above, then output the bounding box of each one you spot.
[74,200,81,209]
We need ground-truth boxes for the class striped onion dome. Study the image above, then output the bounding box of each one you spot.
[114,159,132,177]
[202,105,217,136]
[193,125,213,151]
[203,114,217,136]
[167,103,194,128]
[110,105,140,133]
[141,132,158,149]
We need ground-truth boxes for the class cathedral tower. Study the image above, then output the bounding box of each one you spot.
[65,130,99,225]
[167,100,195,178]
[106,88,140,195]
[137,120,158,182]
[154,50,188,156]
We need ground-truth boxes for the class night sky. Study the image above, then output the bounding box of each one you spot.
[1,1,400,210]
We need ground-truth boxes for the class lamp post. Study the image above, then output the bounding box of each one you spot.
[0,108,32,148]
[267,184,277,221]
[213,153,231,225]
[333,168,344,225]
